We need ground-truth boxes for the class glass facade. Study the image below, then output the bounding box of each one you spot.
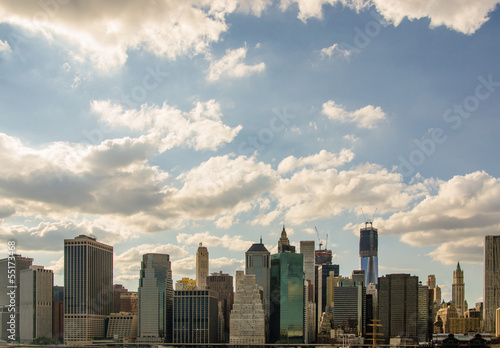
[270,252,304,343]
[359,224,378,285]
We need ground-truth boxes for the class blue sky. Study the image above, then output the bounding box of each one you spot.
[1,0,500,305]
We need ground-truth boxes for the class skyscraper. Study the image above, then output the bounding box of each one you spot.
[452,262,466,317]
[196,243,209,290]
[20,266,53,343]
[230,274,265,345]
[173,290,219,344]
[316,264,339,329]
[378,274,418,343]
[359,222,378,285]
[137,253,173,343]
[207,271,234,342]
[0,254,33,341]
[64,235,113,345]
[278,225,296,253]
[245,237,270,323]
[300,241,315,294]
[270,251,304,343]
[484,235,500,333]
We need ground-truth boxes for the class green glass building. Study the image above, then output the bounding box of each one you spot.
[270,251,304,343]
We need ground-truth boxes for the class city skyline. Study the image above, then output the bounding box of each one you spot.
[1,1,500,309]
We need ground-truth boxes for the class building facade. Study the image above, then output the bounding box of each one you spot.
[230,274,265,345]
[452,262,466,317]
[359,222,378,285]
[378,274,418,343]
[106,312,138,340]
[332,280,366,336]
[317,264,340,330]
[137,253,173,343]
[206,271,234,342]
[173,290,219,344]
[270,251,304,343]
[53,286,64,342]
[175,278,196,291]
[484,235,500,333]
[20,266,53,343]
[64,235,113,345]
[196,243,209,290]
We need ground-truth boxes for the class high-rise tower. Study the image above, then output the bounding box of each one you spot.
[137,253,173,343]
[64,235,113,345]
[484,235,500,333]
[359,222,378,285]
[196,243,209,290]
[245,237,270,325]
[452,262,466,317]
[278,225,295,253]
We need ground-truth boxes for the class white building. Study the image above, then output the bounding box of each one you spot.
[230,274,265,345]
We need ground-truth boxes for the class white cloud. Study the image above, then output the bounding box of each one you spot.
[277,149,355,174]
[279,0,499,34]
[91,99,242,152]
[320,43,351,59]
[207,46,265,81]
[0,40,11,54]
[322,100,387,129]
[376,171,500,264]
[176,231,254,251]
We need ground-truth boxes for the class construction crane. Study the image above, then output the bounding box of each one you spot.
[315,226,323,250]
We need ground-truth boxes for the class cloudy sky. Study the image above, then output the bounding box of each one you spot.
[1,0,500,304]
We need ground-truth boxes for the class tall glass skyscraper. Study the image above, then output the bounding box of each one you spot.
[138,253,173,343]
[245,237,270,321]
[359,222,378,285]
[270,251,304,343]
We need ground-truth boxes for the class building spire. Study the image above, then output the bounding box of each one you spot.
[457,261,461,271]
[260,235,262,244]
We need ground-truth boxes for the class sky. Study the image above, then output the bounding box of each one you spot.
[0,0,499,306]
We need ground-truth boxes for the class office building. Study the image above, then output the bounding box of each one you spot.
[317,264,339,329]
[352,270,365,285]
[417,283,431,342]
[120,292,138,314]
[484,235,500,333]
[173,290,219,344]
[270,251,304,343]
[230,274,265,345]
[435,303,459,333]
[448,317,481,335]
[300,241,315,294]
[332,280,365,336]
[64,235,113,345]
[378,274,418,343]
[113,284,128,313]
[277,225,296,253]
[452,262,466,317]
[0,254,33,341]
[196,243,209,290]
[359,222,378,285]
[20,266,53,343]
[53,286,64,342]
[175,278,196,291]
[207,271,234,342]
[304,280,316,343]
[137,253,173,343]
[428,275,436,289]
[106,312,138,340]
[245,237,270,325]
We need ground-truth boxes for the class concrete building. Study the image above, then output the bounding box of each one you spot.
[137,253,173,343]
[317,264,340,330]
[196,243,209,290]
[304,280,316,343]
[19,266,53,343]
[175,278,196,291]
[452,262,466,317]
[229,274,265,345]
[113,285,128,313]
[448,317,481,335]
[378,274,418,343]
[270,250,304,343]
[484,235,500,333]
[332,280,365,337]
[0,254,33,341]
[352,270,365,285]
[206,271,234,342]
[417,283,431,342]
[435,303,459,334]
[64,235,113,345]
[106,312,138,340]
[173,290,219,344]
[120,292,138,314]
[359,222,378,285]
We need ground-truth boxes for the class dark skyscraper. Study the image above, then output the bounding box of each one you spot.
[484,235,500,333]
[359,222,378,285]
[245,237,270,328]
[207,271,234,342]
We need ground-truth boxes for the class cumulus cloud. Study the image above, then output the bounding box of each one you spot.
[279,0,499,34]
[91,99,242,152]
[322,100,387,129]
[207,46,265,81]
[376,171,500,264]
[320,43,352,59]
[277,148,355,174]
[177,231,254,251]
[0,40,11,54]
